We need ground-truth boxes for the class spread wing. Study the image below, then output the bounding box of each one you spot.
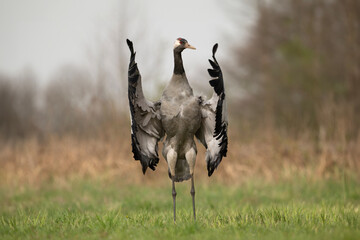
[196,43,228,176]
[127,39,164,174]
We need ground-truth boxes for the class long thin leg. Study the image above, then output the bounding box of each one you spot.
[185,148,196,221]
[172,178,177,223]
[191,174,196,221]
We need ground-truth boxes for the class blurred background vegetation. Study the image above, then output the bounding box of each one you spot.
[0,0,359,186]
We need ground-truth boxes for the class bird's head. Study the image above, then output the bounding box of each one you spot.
[173,37,196,52]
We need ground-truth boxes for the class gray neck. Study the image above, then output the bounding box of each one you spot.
[173,49,185,75]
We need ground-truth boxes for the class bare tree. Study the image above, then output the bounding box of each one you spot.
[0,71,39,138]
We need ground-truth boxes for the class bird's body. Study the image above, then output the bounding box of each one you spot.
[126,38,228,222]
[161,73,201,182]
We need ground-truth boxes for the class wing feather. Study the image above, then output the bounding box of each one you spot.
[127,39,164,174]
[196,43,228,176]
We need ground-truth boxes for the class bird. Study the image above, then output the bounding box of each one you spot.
[126,37,228,222]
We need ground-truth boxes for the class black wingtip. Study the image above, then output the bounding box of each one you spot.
[212,43,218,56]
[141,160,148,174]
[126,39,134,54]
[142,167,147,175]
[207,156,223,177]
[207,160,214,177]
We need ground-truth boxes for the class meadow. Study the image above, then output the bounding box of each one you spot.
[0,130,360,239]
[0,121,359,240]
[1,176,360,240]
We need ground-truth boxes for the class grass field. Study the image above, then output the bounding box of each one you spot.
[1,176,359,240]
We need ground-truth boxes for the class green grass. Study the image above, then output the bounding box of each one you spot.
[1,177,360,239]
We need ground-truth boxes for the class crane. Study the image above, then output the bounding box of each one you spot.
[126,38,228,222]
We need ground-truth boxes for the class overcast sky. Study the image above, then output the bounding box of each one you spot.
[0,0,253,84]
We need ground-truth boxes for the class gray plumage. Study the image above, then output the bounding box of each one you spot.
[126,38,228,222]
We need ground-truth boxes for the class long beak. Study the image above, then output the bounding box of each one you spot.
[185,43,196,50]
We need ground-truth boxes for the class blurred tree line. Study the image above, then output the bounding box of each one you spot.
[0,16,162,140]
[229,0,360,140]
[0,72,38,138]
[0,67,123,139]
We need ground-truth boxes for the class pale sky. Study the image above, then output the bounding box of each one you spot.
[0,0,253,84]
